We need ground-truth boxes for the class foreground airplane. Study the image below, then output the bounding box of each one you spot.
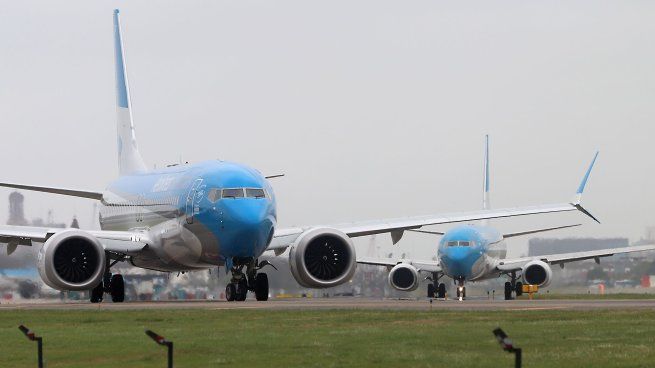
[359,137,655,300]
[0,10,622,303]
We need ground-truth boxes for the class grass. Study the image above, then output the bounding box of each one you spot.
[1,308,655,367]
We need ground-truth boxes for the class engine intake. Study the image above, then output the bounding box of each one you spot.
[522,260,552,287]
[289,228,356,288]
[38,229,106,291]
[388,263,420,291]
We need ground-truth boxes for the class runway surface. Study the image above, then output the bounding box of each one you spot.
[3,297,655,311]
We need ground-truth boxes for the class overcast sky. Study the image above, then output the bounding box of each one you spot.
[1,1,654,258]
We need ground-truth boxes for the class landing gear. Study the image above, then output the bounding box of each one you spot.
[235,278,248,301]
[225,258,274,302]
[90,282,104,303]
[88,256,126,303]
[456,286,466,299]
[254,273,269,301]
[226,283,236,301]
[504,271,521,300]
[428,272,446,299]
[504,282,512,300]
[437,283,446,299]
[110,274,125,302]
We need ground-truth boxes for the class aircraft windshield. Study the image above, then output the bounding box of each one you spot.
[222,188,244,198]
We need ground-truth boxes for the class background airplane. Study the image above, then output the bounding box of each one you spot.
[0,10,613,303]
[358,137,655,300]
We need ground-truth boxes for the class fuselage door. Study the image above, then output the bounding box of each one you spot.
[185,178,204,224]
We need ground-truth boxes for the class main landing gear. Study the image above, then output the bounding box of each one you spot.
[225,258,275,302]
[504,271,523,300]
[427,272,447,299]
[90,258,125,303]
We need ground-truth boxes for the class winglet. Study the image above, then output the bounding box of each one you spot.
[571,151,600,223]
[574,151,599,204]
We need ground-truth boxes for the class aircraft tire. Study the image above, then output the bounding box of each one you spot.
[427,284,435,298]
[226,284,236,301]
[437,283,446,298]
[235,279,248,301]
[515,282,523,297]
[254,273,269,301]
[504,282,512,300]
[90,282,104,303]
[110,274,125,302]
[462,286,466,299]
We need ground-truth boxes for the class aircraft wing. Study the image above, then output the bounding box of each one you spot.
[268,202,591,252]
[357,257,442,273]
[495,244,655,272]
[0,226,149,256]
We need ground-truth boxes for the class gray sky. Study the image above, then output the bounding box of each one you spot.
[1,1,654,258]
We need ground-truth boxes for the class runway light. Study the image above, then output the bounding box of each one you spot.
[145,329,174,368]
[18,325,43,368]
[492,327,522,368]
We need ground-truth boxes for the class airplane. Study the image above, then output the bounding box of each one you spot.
[358,136,655,300]
[0,10,621,303]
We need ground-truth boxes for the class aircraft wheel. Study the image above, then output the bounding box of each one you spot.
[504,282,512,300]
[90,282,104,303]
[515,281,523,297]
[110,274,125,302]
[427,284,435,298]
[225,283,236,301]
[462,286,466,299]
[235,278,248,301]
[437,283,446,298]
[254,273,269,301]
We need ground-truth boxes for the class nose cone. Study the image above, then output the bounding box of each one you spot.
[440,247,481,279]
[220,200,274,257]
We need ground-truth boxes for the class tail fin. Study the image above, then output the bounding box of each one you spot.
[483,135,490,210]
[113,9,147,176]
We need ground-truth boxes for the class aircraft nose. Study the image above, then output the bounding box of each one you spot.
[440,246,481,278]
[220,200,273,256]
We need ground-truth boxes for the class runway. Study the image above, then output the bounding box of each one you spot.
[2,297,655,311]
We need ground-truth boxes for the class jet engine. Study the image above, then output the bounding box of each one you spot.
[388,263,420,291]
[38,229,106,291]
[521,260,552,287]
[288,227,357,288]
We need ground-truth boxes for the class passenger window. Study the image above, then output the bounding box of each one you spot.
[222,188,244,198]
[246,188,266,198]
[207,189,221,202]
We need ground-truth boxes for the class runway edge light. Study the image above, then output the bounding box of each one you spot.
[492,327,522,368]
[145,329,174,368]
[18,325,44,368]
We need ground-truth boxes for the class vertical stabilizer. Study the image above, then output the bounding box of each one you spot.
[113,9,147,176]
[483,135,490,210]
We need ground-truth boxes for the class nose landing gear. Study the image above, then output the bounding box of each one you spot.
[225,258,273,302]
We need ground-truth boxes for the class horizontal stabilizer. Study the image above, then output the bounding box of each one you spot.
[502,224,582,238]
[0,182,103,200]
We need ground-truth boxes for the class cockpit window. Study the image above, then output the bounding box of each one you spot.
[222,188,244,198]
[447,240,474,247]
[245,188,266,198]
[207,189,221,202]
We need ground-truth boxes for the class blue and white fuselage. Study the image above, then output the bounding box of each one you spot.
[99,161,277,272]
[437,224,506,282]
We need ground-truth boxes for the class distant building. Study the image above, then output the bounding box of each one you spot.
[7,191,29,226]
[528,237,629,257]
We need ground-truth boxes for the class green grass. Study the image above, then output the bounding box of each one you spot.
[526,292,655,300]
[2,308,655,367]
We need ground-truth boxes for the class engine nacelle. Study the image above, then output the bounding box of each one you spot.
[388,263,420,292]
[521,260,552,287]
[288,227,356,288]
[38,229,106,291]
